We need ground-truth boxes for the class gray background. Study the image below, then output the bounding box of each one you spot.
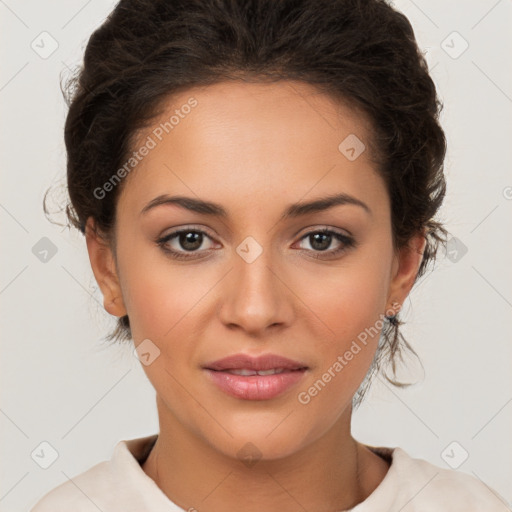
[1,1,511,510]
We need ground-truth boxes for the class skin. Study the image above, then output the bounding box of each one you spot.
[86,80,426,512]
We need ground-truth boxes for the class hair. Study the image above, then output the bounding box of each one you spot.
[45,0,448,406]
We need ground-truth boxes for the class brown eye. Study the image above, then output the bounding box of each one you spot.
[296,229,356,259]
[308,232,332,251]
[176,231,203,251]
[156,228,217,260]
[156,226,356,261]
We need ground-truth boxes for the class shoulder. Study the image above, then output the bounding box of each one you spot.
[374,446,507,511]
[30,434,161,512]
[29,459,113,512]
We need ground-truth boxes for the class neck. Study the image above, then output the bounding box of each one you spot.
[141,397,389,512]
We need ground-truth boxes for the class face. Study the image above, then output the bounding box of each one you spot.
[87,80,424,461]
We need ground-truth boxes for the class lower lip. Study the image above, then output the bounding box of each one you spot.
[204,369,307,400]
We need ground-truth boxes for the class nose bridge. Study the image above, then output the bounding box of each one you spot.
[218,234,291,333]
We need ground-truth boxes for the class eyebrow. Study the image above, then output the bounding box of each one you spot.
[140,192,372,220]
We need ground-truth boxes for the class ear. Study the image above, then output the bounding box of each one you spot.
[386,230,427,314]
[85,217,127,318]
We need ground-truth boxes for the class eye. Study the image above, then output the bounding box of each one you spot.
[156,227,217,260]
[295,228,356,259]
[156,226,356,261]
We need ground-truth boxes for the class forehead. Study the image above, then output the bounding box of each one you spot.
[117,79,386,220]
[147,79,375,157]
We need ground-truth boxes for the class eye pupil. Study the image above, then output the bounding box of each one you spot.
[180,231,202,251]
[160,228,349,260]
[310,233,331,251]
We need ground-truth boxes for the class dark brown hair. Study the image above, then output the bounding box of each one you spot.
[45,0,448,405]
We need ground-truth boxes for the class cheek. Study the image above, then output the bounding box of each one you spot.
[121,232,392,359]
[294,251,391,343]
[120,257,209,403]
[289,251,391,408]
[292,273,386,437]
[121,264,209,344]
[116,228,209,341]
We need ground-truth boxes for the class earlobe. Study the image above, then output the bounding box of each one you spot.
[85,217,127,318]
[386,231,427,310]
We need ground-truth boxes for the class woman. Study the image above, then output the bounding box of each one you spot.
[33,0,504,510]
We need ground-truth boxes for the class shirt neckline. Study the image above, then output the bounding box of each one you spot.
[119,434,399,512]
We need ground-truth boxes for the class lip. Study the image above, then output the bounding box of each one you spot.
[202,353,309,401]
[203,353,308,371]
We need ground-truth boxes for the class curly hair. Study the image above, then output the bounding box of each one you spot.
[45,0,448,406]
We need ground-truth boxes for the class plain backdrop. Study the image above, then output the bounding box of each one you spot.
[1,1,511,511]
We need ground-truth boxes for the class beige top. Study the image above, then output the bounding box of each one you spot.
[30,434,506,511]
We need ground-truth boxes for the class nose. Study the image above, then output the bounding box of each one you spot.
[217,241,294,337]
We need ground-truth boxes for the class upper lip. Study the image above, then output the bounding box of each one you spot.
[203,353,308,371]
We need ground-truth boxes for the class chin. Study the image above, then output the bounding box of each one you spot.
[198,415,318,464]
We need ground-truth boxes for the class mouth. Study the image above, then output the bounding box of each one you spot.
[203,353,308,372]
[202,353,309,400]
[216,367,305,376]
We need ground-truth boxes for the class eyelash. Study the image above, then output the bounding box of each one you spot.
[156,226,356,261]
